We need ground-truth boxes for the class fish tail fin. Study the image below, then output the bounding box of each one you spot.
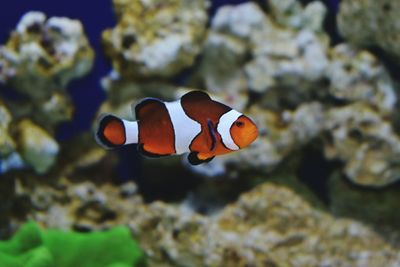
[95,114,138,149]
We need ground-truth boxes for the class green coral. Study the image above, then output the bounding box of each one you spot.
[0,222,145,267]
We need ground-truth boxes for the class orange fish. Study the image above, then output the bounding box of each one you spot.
[95,91,258,165]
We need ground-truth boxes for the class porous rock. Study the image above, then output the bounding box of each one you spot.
[0,101,15,157]
[129,182,400,267]
[324,103,400,187]
[16,119,59,174]
[0,11,94,99]
[338,0,400,59]
[16,178,400,267]
[326,44,396,114]
[102,0,208,78]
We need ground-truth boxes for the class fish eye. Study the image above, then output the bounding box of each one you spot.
[235,121,244,127]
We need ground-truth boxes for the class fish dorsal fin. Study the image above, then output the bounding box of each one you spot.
[134,97,164,121]
[181,90,231,125]
[181,90,212,103]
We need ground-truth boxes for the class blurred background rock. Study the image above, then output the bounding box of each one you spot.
[1,0,400,266]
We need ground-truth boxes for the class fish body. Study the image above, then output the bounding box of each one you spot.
[95,91,258,165]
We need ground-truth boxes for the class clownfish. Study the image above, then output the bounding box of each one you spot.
[95,91,258,165]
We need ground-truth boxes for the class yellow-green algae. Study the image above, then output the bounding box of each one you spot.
[0,221,145,267]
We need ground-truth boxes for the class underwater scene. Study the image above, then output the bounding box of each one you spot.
[1,0,400,266]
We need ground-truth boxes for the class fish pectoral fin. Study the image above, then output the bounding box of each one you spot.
[187,152,214,165]
[137,143,169,158]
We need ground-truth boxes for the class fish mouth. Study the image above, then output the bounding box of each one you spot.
[242,128,259,148]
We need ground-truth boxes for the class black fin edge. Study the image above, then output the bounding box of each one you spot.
[187,152,214,165]
[181,90,212,101]
[94,114,125,149]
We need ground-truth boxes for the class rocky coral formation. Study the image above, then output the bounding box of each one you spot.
[0,11,94,174]
[99,0,400,188]
[181,2,400,188]
[192,2,329,99]
[337,0,400,59]
[102,0,208,79]
[324,103,400,187]
[14,177,400,267]
[187,1,331,176]
[16,120,59,174]
[0,102,15,158]
[326,44,396,114]
[0,11,94,99]
[16,178,142,231]
[268,0,327,31]
[0,101,25,174]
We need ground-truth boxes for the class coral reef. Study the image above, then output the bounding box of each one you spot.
[191,1,329,98]
[3,1,400,267]
[0,221,145,267]
[97,1,400,189]
[326,44,396,114]
[338,0,400,59]
[0,11,94,174]
[99,0,209,126]
[184,2,400,188]
[16,120,59,174]
[323,103,400,187]
[13,178,400,267]
[26,180,142,231]
[102,0,208,79]
[187,1,330,176]
[0,101,16,159]
[267,0,327,31]
[0,11,94,99]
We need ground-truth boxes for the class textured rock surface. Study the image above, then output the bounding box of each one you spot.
[0,11,94,99]
[191,2,329,98]
[324,103,400,187]
[268,0,327,31]
[18,179,400,267]
[97,1,400,187]
[0,101,25,174]
[16,120,59,174]
[0,101,15,157]
[338,0,400,58]
[0,11,94,174]
[188,2,330,176]
[184,2,400,187]
[102,0,208,78]
[326,44,396,114]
